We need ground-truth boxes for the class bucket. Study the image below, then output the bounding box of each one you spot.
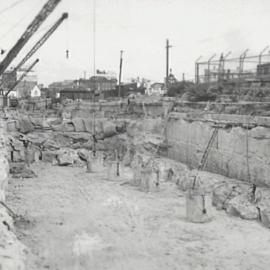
[91,154,103,171]
[140,168,159,192]
[131,166,142,186]
[86,159,92,173]
[25,148,35,166]
[186,190,212,223]
[106,160,120,180]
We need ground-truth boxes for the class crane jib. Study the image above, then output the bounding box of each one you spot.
[0,0,61,76]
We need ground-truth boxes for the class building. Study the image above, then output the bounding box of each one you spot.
[30,85,41,97]
[74,75,117,93]
[15,80,37,98]
[59,88,94,101]
[257,63,270,78]
[0,70,16,89]
[8,68,38,98]
[146,82,165,95]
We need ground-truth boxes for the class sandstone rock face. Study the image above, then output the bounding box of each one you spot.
[0,122,26,269]
[166,114,270,187]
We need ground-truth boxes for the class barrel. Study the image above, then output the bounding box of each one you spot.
[186,189,212,223]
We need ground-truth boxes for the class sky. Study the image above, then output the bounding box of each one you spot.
[0,0,270,86]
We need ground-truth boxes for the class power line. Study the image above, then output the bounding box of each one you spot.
[92,0,97,157]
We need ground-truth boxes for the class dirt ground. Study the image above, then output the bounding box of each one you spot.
[6,161,270,270]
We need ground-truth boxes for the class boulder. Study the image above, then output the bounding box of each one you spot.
[60,132,91,142]
[43,139,60,151]
[10,163,37,178]
[29,117,50,129]
[57,150,74,166]
[77,149,89,161]
[6,120,18,132]
[18,116,34,134]
[42,151,58,163]
[212,182,250,210]
[103,121,117,137]
[226,193,259,220]
[51,122,75,132]
[261,209,270,228]
[72,118,86,132]
[56,149,82,166]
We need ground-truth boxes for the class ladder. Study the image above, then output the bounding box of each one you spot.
[192,127,218,189]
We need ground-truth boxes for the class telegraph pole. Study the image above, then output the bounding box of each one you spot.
[165,39,172,90]
[118,50,123,98]
[195,56,202,85]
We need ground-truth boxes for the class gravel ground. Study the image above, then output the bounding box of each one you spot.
[6,161,270,270]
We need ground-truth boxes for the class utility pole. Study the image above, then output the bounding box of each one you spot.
[182,73,185,82]
[207,54,216,83]
[165,39,172,90]
[195,56,202,85]
[118,50,123,98]
[259,46,269,66]
[238,49,248,79]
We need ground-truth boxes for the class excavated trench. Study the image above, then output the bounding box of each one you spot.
[3,102,270,269]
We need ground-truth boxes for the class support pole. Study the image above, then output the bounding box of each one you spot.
[118,50,123,98]
[165,39,172,91]
[238,49,248,80]
[195,56,202,85]
[207,54,216,83]
[259,46,269,66]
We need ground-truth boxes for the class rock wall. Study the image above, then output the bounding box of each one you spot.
[62,100,172,118]
[166,113,270,188]
[0,119,26,270]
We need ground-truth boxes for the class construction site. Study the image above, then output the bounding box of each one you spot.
[1,0,270,270]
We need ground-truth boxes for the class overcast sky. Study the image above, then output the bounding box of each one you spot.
[0,0,270,85]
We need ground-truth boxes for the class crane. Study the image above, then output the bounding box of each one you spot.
[0,0,61,76]
[0,12,68,91]
[15,12,68,72]
[5,58,39,97]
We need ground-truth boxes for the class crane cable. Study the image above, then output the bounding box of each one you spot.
[245,114,257,201]
[92,0,97,157]
[65,0,70,59]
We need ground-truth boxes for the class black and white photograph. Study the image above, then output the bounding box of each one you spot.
[0,0,270,269]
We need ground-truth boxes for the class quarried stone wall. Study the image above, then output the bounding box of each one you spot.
[166,113,270,188]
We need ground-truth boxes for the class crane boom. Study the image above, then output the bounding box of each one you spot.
[5,59,39,97]
[0,0,61,76]
[15,12,68,71]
